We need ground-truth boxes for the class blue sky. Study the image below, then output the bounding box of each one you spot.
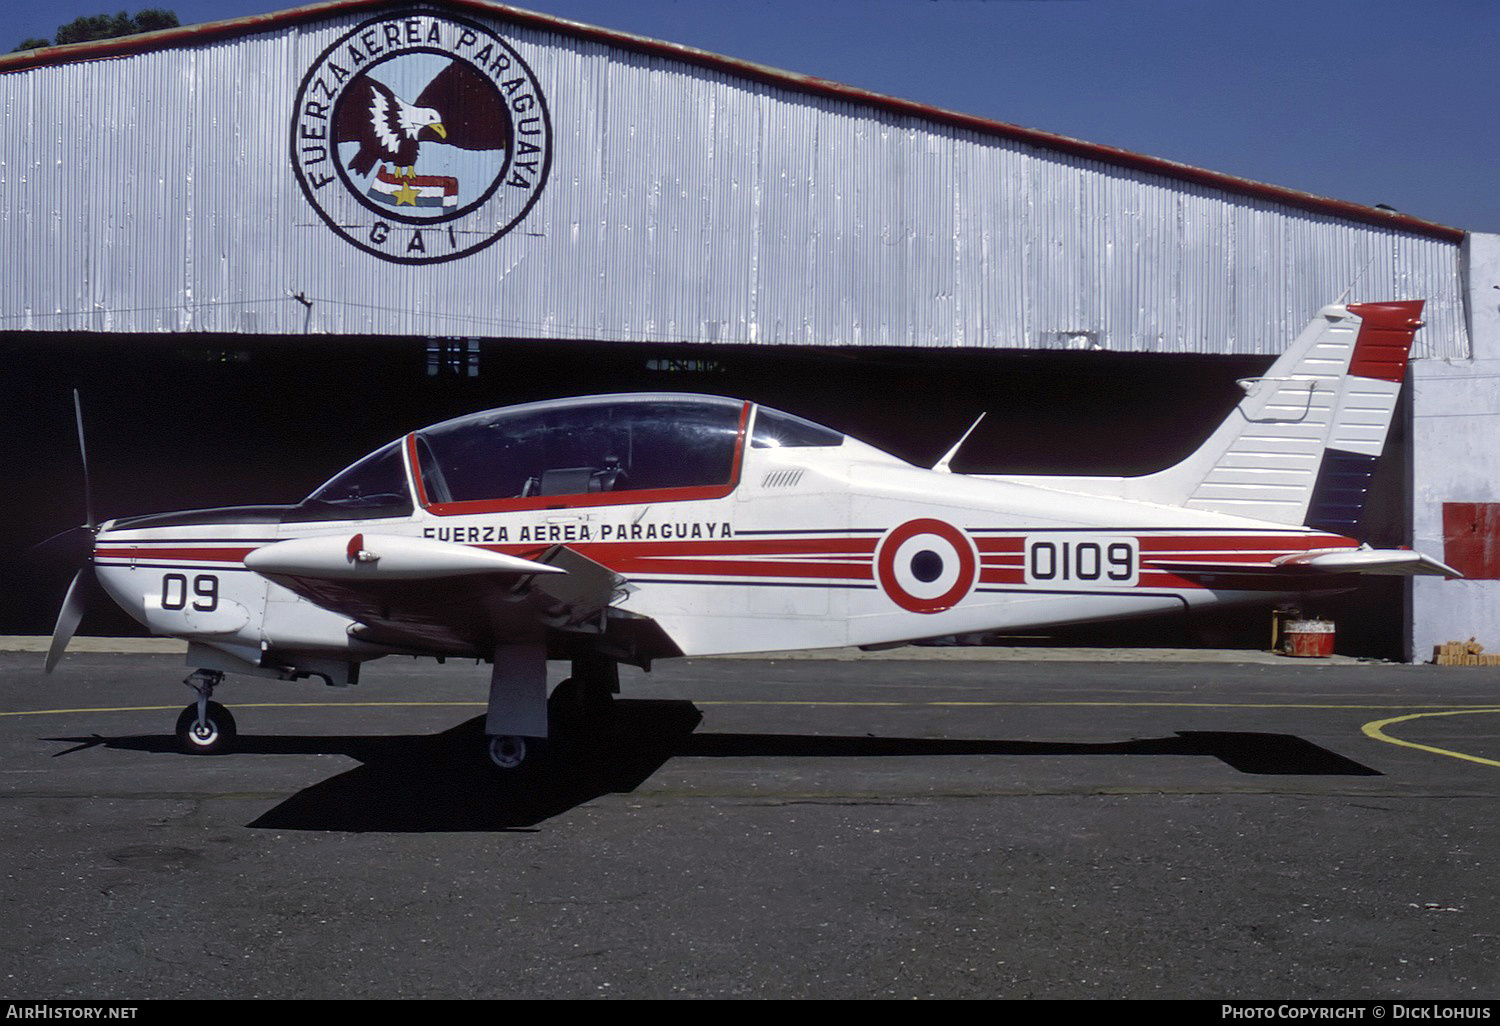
[12,0,1498,232]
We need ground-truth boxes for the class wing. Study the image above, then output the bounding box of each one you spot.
[414,59,512,152]
[244,533,677,662]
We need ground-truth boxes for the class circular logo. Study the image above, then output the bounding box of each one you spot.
[875,519,978,614]
[290,12,552,263]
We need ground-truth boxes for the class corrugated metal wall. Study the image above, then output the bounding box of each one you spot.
[0,7,1468,358]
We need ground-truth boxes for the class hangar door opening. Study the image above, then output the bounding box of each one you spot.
[7,334,1408,659]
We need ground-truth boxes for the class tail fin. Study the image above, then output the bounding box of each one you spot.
[995,302,1425,533]
[1155,300,1423,528]
[1299,302,1424,533]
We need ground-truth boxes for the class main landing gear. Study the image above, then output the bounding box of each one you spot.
[175,669,237,755]
[483,653,619,773]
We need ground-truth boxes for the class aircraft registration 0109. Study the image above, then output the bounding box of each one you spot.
[1023,534,1139,588]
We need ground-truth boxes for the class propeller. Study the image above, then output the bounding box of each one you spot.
[45,567,99,673]
[44,391,99,674]
[31,524,96,567]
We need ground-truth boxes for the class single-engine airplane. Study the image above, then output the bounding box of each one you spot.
[46,301,1456,770]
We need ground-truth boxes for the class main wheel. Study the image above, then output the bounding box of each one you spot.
[548,676,615,728]
[175,701,237,755]
[487,734,531,770]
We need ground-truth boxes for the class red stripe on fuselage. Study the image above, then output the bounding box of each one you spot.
[567,537,878,559]
[1136,535,1352,554]
[94,546,256,562]
[480,538,877,581]
[601,557,873,580]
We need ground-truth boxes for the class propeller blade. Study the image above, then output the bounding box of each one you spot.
[28,525,95,567]
[73,389,95,531]
[45,566,96,674]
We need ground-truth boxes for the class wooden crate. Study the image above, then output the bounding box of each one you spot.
[1433,639,1500,666]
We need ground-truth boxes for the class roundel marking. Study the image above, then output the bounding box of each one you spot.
[875,519,977,614]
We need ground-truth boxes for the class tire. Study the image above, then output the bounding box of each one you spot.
[487,734,528,769]
[548,676,615,728]
[486,734,551,772]
[175,701,237,755]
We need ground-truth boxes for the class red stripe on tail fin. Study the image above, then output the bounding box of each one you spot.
[1347,301,1424,383]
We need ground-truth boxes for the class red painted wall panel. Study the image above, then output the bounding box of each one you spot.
[1442,503,1500,580]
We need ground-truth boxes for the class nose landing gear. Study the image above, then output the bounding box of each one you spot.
[176,669,237,755]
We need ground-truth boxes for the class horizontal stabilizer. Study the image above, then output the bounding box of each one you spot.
[245,533,564,581]
[1147,547,1459,578]
[1272,548,1460,577]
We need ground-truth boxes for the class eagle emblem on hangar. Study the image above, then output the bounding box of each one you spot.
[291,11,552,264]
[335,58,513,211]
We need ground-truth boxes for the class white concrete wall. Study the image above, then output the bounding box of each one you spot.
[1411,232,1500,661]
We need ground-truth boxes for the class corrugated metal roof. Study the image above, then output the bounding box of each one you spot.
[0,0,1464,244]
[0,1,1469,359]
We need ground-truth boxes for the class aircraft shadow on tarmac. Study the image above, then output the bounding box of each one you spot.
[45,698,1379,831]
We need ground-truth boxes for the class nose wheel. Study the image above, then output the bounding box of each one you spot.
[175,701,237,754]
[177,669,236,755]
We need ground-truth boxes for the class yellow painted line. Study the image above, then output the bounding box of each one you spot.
[696,700,1500,710]
[0,701,485,717]
[1361,708,1500,769]
[5,699,1500,718]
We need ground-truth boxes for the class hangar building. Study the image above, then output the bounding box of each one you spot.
[5,0,1496,660]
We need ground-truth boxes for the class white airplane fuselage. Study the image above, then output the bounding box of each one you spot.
[91,427,1363,681]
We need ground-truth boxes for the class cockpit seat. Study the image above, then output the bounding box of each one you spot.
[536,463,633,496]
[538,467,600,496]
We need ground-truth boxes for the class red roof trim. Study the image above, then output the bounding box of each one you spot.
[0,0,1464,243]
